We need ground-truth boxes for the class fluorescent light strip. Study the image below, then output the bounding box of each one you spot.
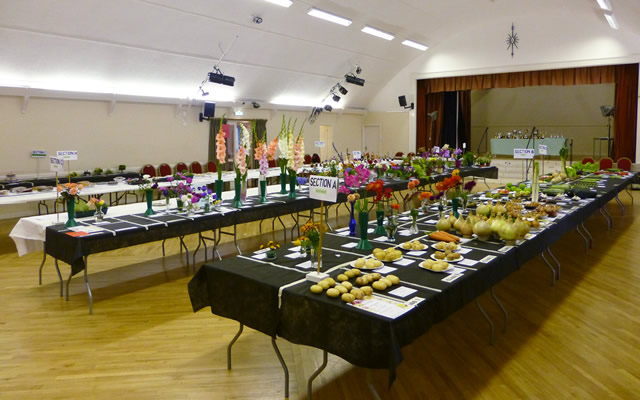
[361,26,395,41]
[307,8,352,26]
[604,13,618,29]
[402,39,429,51]
[596,0,612,11]
[264,0,292,7]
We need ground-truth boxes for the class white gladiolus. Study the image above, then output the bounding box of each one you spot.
[241,124,251,151]
[278,130,289,159]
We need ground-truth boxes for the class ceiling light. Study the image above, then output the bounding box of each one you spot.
[307,8,352,26]
[402,39,429,51]
[345,74,365,87]
[604,12,618,29]
[361,26,394,41]
[264,0,292,7]
[596,0,612,11]
[338,85,348,95]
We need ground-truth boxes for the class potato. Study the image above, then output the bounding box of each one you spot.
[355,277,367,286]
[387,275,400,285]
[335,285,348,294]
[360,286,373,296]
[351,268,361,276]
[326,288,340,298]
[371,273,382,281]
[374,260,383,268]
[380,278,392,287]
[365,259,376,269]
[310,285,323,294]
[372,281,387,291]
[318,281,330,290]
[345,270,356,278]
[341,293,356,303]
[355,258,366,268]
[341,281,353,291]
[337,274,349,282]
[325,278,336,287]
[350,288,364,300]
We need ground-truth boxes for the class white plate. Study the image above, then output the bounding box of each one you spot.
[418,260,453,273]
[430,253,464,263]
[431,243,461,251]
[399,242,427,251]
[349,260,384,270]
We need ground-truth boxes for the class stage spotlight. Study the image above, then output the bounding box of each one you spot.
[324,104,333,112]
[208,67,235,87]
[252,102,261,109]
[355,65,362,74]
[332,94,340,102]
[338,85,348,95]
[345,74,365,86]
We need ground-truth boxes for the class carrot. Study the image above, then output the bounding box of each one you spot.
[430,231,457,242]
[440,231,461,243]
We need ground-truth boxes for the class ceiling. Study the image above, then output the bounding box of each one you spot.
[0,0,638,111]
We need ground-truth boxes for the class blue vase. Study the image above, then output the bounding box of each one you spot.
[348,203,356,236]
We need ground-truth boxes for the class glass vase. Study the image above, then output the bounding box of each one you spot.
[385,214,398,242]
[374,209,386,235]
[144,190,155,216]
[204,201,211,213]
[259,176,267,203]
[288,175,297,199]
[452,198,460,218]
[94,208,104,222]
[280,173,287,194]
[241,179,247,202]
[356,211,373,250]
[176,199,184,212]
[215,179,223,202]
[165,196,170,212]
[232,180,243,208]
[348,203,356,236]
[65,198,78,227]
[409,214,419,234]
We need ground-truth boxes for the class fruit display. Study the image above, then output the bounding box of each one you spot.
[400,240,426,250]
[353,258,383,269]
[433,241,459,251]
[419,259,450,272]
[372,247,402,262]
[432,250,462,262]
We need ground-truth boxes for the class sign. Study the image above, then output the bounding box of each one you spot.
[31,150,47,158]
[315,141,325,148]
[308,175,338,203]
[462,142,466,149]
[49,156,65,173]
[539,144,548,155]
[56,150,78,160]
[513,148,535,159]
[352,150,362,160]
[433,146,440,154]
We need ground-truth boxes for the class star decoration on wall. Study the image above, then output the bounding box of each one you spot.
[506,23,519,57]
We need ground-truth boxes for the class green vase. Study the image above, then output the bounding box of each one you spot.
[288,175,297,199]
[232,180,243,208]
[280,173,287,194]
[65,198,78,227]
[144,190,155,216]
[259,179,267,203]
[215,179,223,202]
[452,198,460,218]
[374,210,386,235]
[177,199,184,212]
[356,211,372,250]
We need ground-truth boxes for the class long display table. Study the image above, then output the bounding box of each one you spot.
[187,172,634,398]
[490,137,568,156]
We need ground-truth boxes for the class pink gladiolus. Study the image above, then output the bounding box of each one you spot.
[69,187,77,195]
[236,146,247,175]
[293,141,303,170]
[254,140,263,161]
[216,128,226,165]
[266,138,278,161]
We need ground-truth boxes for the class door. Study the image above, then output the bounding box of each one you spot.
[363,125,381,155]
[319,125,333,161]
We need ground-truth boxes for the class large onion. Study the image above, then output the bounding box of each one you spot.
[499,219,517,244]
[477,204,492,217]
[436,215,451,231]
[454,215,465,233]
[473,220,492,240]
[461,218,474,238]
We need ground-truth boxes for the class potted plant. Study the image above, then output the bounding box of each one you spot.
[105,169,113,175]
[93,167,103,175]
[260,241,280,260]
[118,164,126,172]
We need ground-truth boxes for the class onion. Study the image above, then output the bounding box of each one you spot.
[436,215,451,231]
[473,220,492,241]
[493,203,507,215]
[454,215,465,233]
[514,218,530,239]
[477,204,492,217]
[499,219,517,243]
[461,218,474,238]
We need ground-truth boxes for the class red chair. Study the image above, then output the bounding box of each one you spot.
[582,157,595,164]
[395,152,404,157]
[311,153,321,163]
[158,163,172,177]
[190,161,203,174]
[616,157,632,171]
[599,157,613,170]
[268,159,276,168]
[175,162,188,174]
[304,154,312,164]
[141,164,156,177]
[206,161,217,173]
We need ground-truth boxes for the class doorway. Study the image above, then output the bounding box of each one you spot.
[319,125,333,161]
[363,125,381,155]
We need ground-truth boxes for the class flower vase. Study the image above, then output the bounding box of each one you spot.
[374,210,386,235]
[385,214,398,242]
[144,190,155,216]
[452,198,460,218]
[165,197,170,212]
[288,175,297,199]
[215,180,223,202]
[232,180,243,208]
[462,197,468,213]
[204,201,211,213]
[280,173,287,194]
[94,208,104,223]
[348,203,357,236]
[356,211,373,250]
[65,198,78,227]
[241,179,247,202]
[176,199,184,212]
[259,176,267,203]
[409,212,419,234]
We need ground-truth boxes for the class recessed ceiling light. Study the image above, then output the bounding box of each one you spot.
[264,0,292,8]
[604,12,618,29]
[307,8,352,26]
[596,0,612,11]
[361,26,395,41]
[402,39,429,51]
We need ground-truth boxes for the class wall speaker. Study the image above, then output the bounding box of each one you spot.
[398,95,407,107]
[199,102,216,122]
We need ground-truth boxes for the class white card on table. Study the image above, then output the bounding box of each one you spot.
[498,245,514,253]
[457,247,472,255]
[458,259,478,267]
[288,246,301,252]
[373,266,397,274]
[388,286,417,298]
[393,258,415,266]
[341,242,358,249]
[367,228,375,234]
[479,255,496,263]
[406,250,426,256]
[441,274,463,283]
[252,252,268,260]
[398,230,412,236]
[284,252,303,259]
[337,230,350,236]
[446,267,467,274]
[374,236,388,242]
[295,260,313,269]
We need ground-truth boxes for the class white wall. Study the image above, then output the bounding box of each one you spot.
[363,112,410,155]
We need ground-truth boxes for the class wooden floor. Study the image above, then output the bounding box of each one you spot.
[1,190,639,399]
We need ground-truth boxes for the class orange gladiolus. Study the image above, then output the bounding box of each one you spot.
[419,191,432,200]
[407,181,416,190]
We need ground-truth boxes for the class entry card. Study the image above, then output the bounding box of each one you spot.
[341,242,358,249]
[458,259,478,267]
[295,260,313,269]
[446,267,467,275]
[373,236,388,242]
[393,258,415,266]
[479,255,496,263]
[498,245,514,253]
[406,250,426,256]
[441,274,463,283]
[347,295,414,319]
[373,266,397,274]
[398,230,412,237]
[284,252,303,259]
[388,286,417,298]
[457,247,473,255]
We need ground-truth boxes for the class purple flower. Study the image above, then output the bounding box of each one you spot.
[152,183,158,189]
[167,176,174,182]
[339,185,351,194]
[207,189,213,195]
[186,177,193,184]
[453,148,463,156]
[160,189,169,197]
[344,174,359,187]
[455,159,462,169]
[297,177,307,185]
[434,191,444,200]
[464,181,477,191]
[422,152,428,158]
[441,149,450,158]
[191,194,199,204]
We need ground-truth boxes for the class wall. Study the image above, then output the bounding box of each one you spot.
[363,112,410,155]
[470,84,615,157]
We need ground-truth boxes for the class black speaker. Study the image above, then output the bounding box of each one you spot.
[204,102,216,118]
[398,95,407,107]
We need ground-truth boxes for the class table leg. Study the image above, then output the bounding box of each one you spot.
[271,336,289,400]
[575,225,589,253]
[603,207,614,227]
[324,204,333,231]
[475,300,495,345]
[615,194,626,215]
[599,207,612,230]
[580,222,593,248]
[53,258,63,297]
[161,239,166,256]
[179,236,190,267]
[83,256,93,315]
[366,369,382,400]
[625,187,634,204]
[540,252,557,286]
[192,233,203,268]
[490,287,508,333]
[227,323,244,370]
[38,252,47,285]
[307,350,328,400]
[546,247,562,280]
[233,225,241,255]
[65,261,72,301]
